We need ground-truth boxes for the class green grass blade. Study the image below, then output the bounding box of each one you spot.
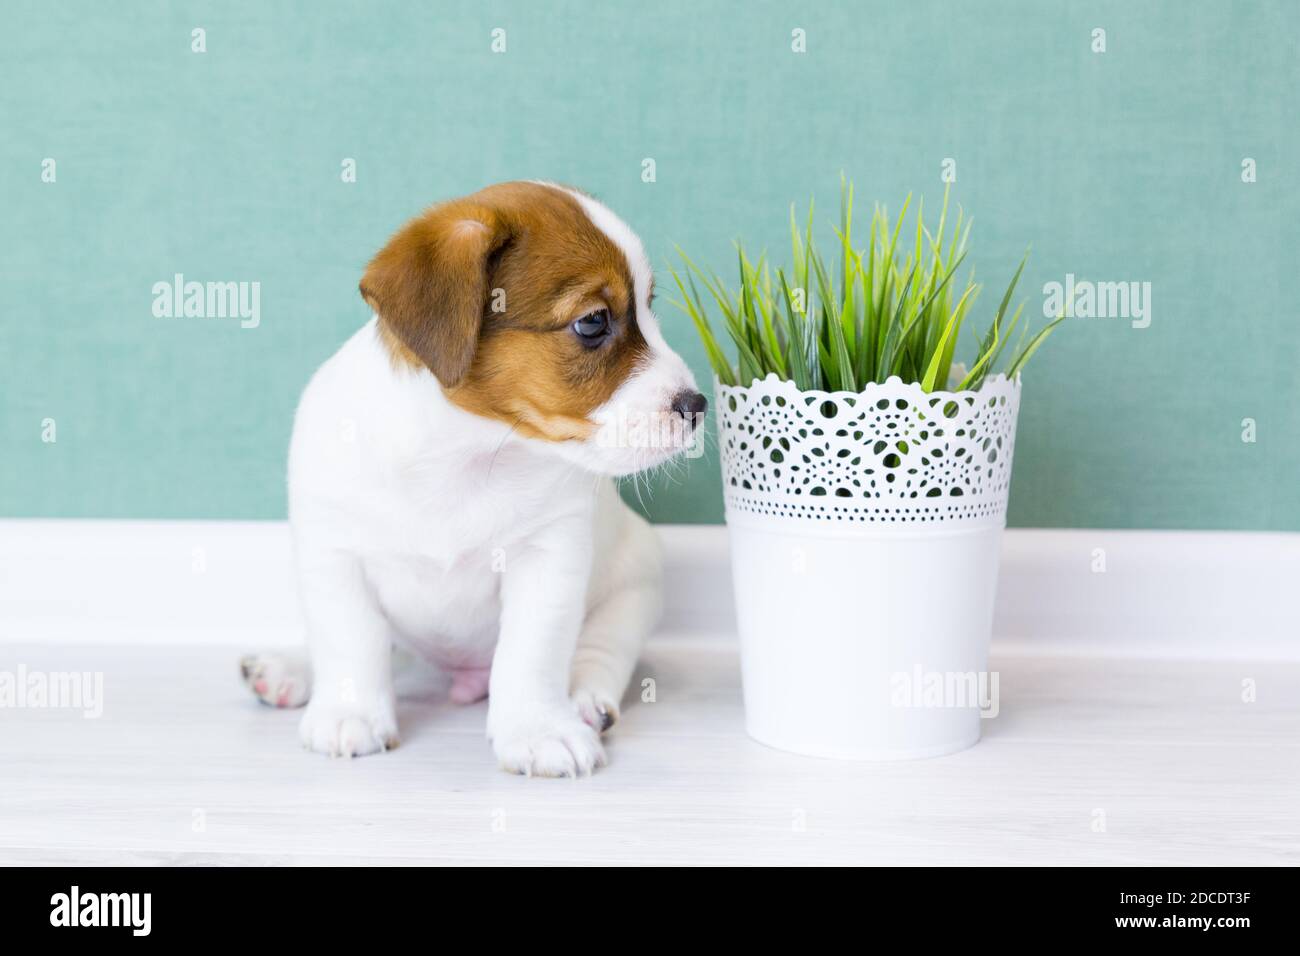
[667,266,736,385]
[1005,312,1064,379]
[777,269,811,390]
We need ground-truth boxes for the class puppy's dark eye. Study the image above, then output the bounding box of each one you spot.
[572,309,611,345]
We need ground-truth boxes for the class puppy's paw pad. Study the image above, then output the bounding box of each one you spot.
[492,713,606,778]
[571,688,619,734]
[299,702,398,758]
[240,653,310,709]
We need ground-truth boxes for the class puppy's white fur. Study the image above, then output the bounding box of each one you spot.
[271,190,697,776]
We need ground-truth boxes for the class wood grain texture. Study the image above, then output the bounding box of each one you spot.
[0,641,1295,866]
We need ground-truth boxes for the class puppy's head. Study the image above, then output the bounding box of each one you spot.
[360,181,704,475]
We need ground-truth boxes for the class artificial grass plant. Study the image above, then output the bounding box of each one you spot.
[669,179,1061,393]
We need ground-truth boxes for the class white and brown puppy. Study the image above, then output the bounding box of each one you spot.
[240,182,705,777]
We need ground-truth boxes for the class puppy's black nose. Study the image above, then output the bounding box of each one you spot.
[671,390,708,429]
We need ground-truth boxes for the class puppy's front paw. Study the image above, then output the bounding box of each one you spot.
[571,687,620,734]
[491,710,606,777]
[299,698,399,758]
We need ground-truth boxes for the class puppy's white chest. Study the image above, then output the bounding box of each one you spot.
[356,452,588,662]
[364,549,502,664]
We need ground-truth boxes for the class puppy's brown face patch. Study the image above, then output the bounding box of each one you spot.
[362,182,649,443]
[449,185,650,442]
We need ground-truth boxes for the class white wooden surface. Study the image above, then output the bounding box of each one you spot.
[1,640,1295,866]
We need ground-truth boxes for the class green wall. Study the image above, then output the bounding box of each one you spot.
[3,1,1297,529]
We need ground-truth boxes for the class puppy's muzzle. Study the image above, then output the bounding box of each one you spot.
[671,390,708,431]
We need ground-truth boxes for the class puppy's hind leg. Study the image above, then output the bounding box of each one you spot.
[240,650,311,708]
[570,514,663,734]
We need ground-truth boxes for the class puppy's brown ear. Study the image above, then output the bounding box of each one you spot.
[360,202,509,388]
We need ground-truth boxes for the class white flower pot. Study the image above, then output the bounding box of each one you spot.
[715,373,1022,760]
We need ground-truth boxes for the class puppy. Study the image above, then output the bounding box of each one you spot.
[241,181,706,776]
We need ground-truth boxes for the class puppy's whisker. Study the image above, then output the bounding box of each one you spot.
[485,416,524,486]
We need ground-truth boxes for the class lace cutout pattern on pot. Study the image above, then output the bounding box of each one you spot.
[715,373,1022,527]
